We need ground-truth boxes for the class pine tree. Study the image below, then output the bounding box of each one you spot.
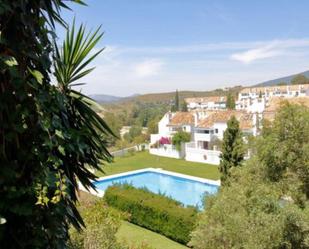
[219,116,244,184]
[226,92,235,109]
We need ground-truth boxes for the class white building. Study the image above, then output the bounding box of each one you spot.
[149,110,256,165]
[149,112,194,159]
[236,84,309,112]
[185,110,255,165]
[185,96,227,110]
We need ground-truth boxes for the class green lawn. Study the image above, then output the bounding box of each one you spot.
[117,221,188,249]
[99,151,220,180]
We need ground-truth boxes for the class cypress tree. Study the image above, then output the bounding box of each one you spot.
[219,116,244,184]
[226,92,235,109]
[171,89,180,112]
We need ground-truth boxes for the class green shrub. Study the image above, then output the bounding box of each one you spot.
[104,185,198,244]
[68,196,124,249]
[172,131,191,151]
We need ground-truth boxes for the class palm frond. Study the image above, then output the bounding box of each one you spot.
[54,21,104,89]
[54,22,115,181]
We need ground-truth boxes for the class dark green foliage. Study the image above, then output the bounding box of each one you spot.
[129,125,142,139]
[104,112,122,146]
[277,81,287,86]
[291,74,309,85]
[0,1,113,248]
[190,104,309,249]
[128,102,167,127]
[171,89,180,112]
[258,103,309,199]
[181,100,188,112]
[147,117,160,135]
[190,160,309,249]
[219,116,244,184]
[172,131,191,151]
[68,196,123,249]
[104,185,198,245]
[226,92,236,109]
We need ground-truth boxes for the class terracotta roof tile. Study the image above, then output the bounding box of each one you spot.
[196,110,251,129]
[169,112,194,126]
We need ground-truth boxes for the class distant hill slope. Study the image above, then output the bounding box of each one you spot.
[254,70,309,87]
[90,94,123,103]
[101,86,242,114]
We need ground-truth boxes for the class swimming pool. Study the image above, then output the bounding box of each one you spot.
[92,168,220,208]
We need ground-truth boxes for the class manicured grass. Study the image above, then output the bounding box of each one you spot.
[117,221,189,249]
[99,151,220,180]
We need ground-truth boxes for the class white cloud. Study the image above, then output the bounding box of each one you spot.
[230,39,309,64]
[106,38,309,56]
[78,38,309,96]
[230,44,282,64]
[133,59,164,77]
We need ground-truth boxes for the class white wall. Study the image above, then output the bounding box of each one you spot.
[158,112,173,136]
[247,99,265,113]
[213,122,227,140]
[149,144,183,159]
[185,147,221,165]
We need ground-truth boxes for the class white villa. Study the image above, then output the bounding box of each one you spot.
[150,110,256,165]
[150,112,194,159]
[236,84,309,112]
[150,85,309,165]
[185,96,227,110]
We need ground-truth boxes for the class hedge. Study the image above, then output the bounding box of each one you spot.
[104,184,198,245]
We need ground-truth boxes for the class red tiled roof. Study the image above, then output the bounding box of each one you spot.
[169,112,194,126]
[196,110,252,130]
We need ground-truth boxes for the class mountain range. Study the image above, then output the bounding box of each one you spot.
[90,70,309,104]
[254,70,309,87]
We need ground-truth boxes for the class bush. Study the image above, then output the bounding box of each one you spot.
[68,194,124,249]
[172,131,191,151]
[104,185,198,245]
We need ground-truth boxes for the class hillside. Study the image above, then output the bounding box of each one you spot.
[254,70,309,87]
[90,94,123,103]
[101,86,242,114]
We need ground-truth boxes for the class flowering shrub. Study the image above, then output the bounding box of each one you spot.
[159,137,171,145]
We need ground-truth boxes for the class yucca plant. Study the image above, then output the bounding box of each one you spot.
[54,23,115,192]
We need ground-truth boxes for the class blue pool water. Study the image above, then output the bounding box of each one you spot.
[94,171,219,208]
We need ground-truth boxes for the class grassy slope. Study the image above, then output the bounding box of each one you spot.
[117,221,188,249]
[99,151,220,180]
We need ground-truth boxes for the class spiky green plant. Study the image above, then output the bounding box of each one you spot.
[54,22,115,190]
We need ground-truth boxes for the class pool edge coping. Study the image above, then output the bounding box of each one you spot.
[78,168,221,198]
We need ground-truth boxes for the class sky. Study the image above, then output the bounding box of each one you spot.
[58,0,309,96]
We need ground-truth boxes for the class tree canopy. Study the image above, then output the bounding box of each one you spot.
[190,104,309,249]
[291,74,309,85]
[171,89,180,112]
[172,131,191,151]
[226,92,236,109]
[219,116,244,184]
[0,1,113,247]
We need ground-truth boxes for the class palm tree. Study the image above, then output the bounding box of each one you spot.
[54,23,115,192]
